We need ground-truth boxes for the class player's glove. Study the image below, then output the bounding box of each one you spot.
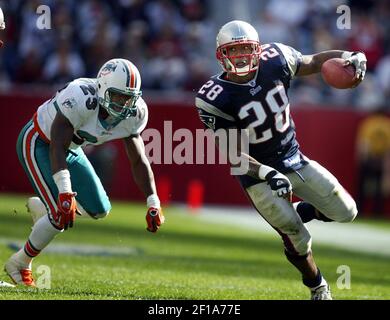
[259,165,292,202]
[342,51,367,84]
[146,207,165,233]
[265,171,292,201]
[55,192,77,230]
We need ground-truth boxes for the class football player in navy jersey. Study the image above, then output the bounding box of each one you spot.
[195,20,367,300]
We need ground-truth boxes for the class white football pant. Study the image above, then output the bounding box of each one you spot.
[246,159,357,255]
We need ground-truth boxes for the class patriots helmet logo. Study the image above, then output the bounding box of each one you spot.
[198,110,216,130]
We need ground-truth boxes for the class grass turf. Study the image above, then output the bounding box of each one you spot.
[0,194,389,300]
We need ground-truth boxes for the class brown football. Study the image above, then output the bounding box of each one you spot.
[321,58,358,89]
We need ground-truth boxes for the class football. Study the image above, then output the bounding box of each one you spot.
[321,58,358,89]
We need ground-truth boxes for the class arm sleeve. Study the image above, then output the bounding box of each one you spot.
[53,82,87,129]
[195,97,236,131]
[273,43,303,79]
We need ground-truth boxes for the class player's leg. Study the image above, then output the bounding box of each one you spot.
[290,160,358,223]
[67,147,111,219]
[245,183,331,299]
[27,196,47,224]
[26,148,111,222]
[6,121,62,286]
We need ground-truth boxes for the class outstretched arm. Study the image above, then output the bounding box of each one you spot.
[124,135,164,233]
[49,112,77,230]
[296,50,367,86]
[124,134,157,197]
[50,112,74,174]
[296,50,346,76]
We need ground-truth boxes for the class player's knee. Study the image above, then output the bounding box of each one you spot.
[84,200,111,220]
[338,203,358,223]
[333,195,358,222]
[92,210,110,219]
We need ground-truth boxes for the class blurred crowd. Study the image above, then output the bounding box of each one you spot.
[0,0,214,94]
[0,0,389,110]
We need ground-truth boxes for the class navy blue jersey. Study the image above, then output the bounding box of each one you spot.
[195,43,308,188]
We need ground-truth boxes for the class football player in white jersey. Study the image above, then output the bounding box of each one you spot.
[196,20,367,300]
[4,58,164,286]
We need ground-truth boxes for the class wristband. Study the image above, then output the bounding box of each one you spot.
[341,51,353,60]
[53,169,72,193]
[147,194,160,208]
[258,165,275,180]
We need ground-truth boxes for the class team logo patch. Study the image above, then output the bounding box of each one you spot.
[99,61,118,76]
[62,98,77,109]
[199,114,216,130]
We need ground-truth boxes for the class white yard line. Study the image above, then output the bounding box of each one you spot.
[196,206,390,257]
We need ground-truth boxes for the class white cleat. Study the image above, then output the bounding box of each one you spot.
[4,254,36,287]
[311,284,332,300]
[0,280,15,288]
[26,197,47,224]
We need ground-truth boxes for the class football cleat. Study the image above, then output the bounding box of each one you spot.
[310,284,332,300]
[0,280,15,288]
[4,255,36,287]
[26,197,47,224]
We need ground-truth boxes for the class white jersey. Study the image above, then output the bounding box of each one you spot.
[35,78,148,150]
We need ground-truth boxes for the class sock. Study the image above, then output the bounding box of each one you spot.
[310,277,328,291]
[294,202,333,223]
[303,268,324,288]
[19,215,63,265]
[13,249,33,269]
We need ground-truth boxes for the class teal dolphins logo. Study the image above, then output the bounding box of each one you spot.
[100,62,118,76]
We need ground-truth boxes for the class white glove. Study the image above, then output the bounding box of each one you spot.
[259,165,292,201]
[342,51,367,82]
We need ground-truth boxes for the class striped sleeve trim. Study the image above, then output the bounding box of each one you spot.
[195,97,235,122]
[273,42,303,78]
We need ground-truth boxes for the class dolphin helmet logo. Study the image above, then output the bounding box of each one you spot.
[99,61,118,76]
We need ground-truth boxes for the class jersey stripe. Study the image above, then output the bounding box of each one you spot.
[195,97,235,121]
[33,112,50,143]
[22,125,57,216]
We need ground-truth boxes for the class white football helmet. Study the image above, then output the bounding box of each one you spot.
[216,20,261,76]
[0,7,5,30]
[97,58,142,120]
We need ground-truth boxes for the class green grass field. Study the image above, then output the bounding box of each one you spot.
[0,193,389,300]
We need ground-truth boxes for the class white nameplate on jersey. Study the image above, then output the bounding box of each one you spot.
[249,85,262,96]
[283,153,301,167]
